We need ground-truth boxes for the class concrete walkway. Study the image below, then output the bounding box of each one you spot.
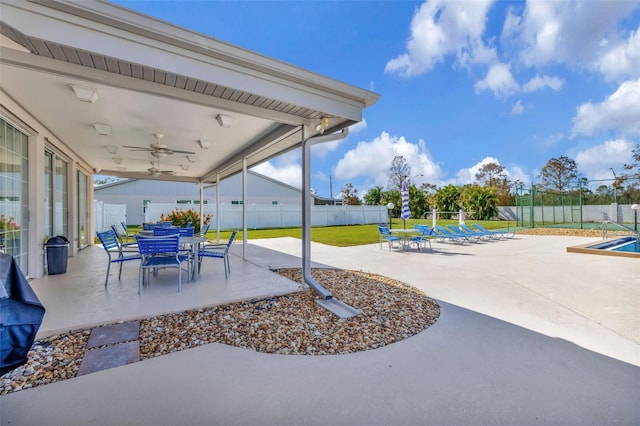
[1,235,639,425]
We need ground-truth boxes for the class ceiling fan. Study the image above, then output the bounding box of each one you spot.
[146,160,176,177]
[124,133,195,158]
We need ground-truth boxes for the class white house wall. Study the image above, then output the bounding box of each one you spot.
[1,88,94,279]
[94,172,302,226]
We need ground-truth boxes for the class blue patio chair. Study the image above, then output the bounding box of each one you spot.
[97,229,141,287]
[177,227,195,237]
[121,221,136,240]
[199,222,211,238]
[411,225,433,252]
[110,224,138,248]
[136,234,190,294]
[378,224,401,251]
[472,224,514,239]
[153,227,180,236]
[198,229,237,278]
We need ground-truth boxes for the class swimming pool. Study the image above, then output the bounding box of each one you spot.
[567,236,640,258]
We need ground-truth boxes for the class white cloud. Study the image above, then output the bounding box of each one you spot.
[474,62,520,97]
[385,0,495,77]
[572,78,640,137]
[575,139,634,178]
[251,152,302,188]
[453,156,530,185]
[511,100,524,115]
[597,26,640,82]
[349,118,367,134]
[502,1,639,68]
[522,74,565,93]
[333,131,442,188]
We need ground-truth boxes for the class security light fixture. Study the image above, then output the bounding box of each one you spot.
[315,117,330,134]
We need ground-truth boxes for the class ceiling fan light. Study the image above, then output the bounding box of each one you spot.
[216,114,234,128]
[105,145,118,154]
[151,151,168,158]
[197,139,211,149]
[93,123,111,136]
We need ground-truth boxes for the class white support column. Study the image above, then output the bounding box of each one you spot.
[242,158,247,260]
[199,182,204,233]
[216,173,220,244]
[432,208,437,229]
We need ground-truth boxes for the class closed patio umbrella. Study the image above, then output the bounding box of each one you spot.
[0,254,45,375]
[401,180,411,229]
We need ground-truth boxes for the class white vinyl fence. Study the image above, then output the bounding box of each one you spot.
[145,203,388,229]
[94,200,127,232]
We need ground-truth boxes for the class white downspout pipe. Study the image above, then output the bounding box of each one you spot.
[302,125,349,300]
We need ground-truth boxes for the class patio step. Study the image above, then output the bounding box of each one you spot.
[77,321,140,376]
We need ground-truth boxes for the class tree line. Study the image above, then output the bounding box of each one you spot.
[339,144,640,220]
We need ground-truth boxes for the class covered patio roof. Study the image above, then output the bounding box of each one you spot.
[0,0,379,182]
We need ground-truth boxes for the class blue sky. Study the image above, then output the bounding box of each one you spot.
[115,0,640,198]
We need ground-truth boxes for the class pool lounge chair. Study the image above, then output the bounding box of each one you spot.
[459,224,497,240]
[472,224,514,239]
[433,225,468,243]
[446,224,482,241]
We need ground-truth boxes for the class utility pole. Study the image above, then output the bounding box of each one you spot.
[329,175,334,204]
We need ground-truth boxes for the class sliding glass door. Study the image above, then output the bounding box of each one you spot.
[0,119,29,273]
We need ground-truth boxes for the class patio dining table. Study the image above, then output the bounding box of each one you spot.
[179,236,209,280]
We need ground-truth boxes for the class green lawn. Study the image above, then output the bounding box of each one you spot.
[197,219,518,247]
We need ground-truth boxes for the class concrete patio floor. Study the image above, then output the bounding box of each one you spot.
[1,234,639,425]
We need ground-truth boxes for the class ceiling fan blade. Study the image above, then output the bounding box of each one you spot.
[124,145,152,151]
[170,149,196,155]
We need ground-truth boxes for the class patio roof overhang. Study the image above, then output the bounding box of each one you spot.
[0,0,379,183]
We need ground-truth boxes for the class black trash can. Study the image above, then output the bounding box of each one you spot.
[46,236,69,275]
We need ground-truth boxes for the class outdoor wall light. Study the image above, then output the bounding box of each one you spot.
[70,84,99,103]
[216,114,234,128]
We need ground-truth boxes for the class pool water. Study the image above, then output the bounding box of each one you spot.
[588,237,639,253]
[567,236,640,258]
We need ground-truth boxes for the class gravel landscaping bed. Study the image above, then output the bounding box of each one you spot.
[1,268,439,395]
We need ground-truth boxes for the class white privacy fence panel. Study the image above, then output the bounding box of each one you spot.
[94,200,127,232]
[145,203,388,229]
